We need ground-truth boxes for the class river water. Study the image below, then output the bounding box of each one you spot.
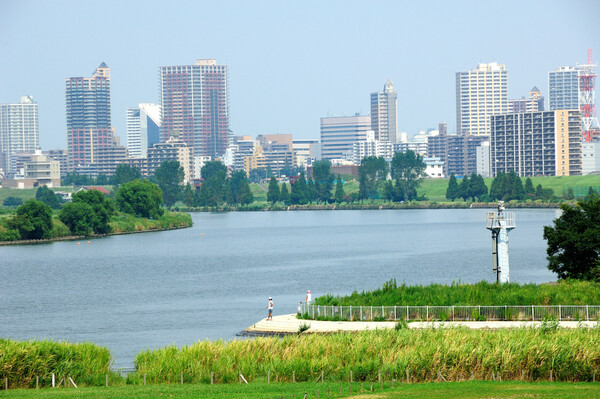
[0,209,559,368]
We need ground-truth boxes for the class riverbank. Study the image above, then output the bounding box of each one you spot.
[175,201,564,212]
[0,211,192,246]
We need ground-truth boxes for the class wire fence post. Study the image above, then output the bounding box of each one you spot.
[394,306,397,321]
[559,305,561,321]
[587,305,589,321]
[426,305,429,321]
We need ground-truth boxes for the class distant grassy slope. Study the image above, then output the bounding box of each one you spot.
[420,175,600,202]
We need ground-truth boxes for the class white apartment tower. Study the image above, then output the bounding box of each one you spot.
[127,103,161,158]
[370,79,398,142]
[0,96,39,177]
[456,63,508,136]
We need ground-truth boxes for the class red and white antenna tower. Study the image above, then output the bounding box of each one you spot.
[578,49,600,142]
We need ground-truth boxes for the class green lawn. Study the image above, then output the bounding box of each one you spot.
[1,381,599,398]
[420,175,600,202]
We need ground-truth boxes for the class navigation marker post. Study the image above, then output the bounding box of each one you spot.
[486,201,516,283]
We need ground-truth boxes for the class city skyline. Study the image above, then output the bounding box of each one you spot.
[1,0,599,150]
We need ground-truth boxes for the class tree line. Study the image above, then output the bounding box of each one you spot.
[445,170,564,202]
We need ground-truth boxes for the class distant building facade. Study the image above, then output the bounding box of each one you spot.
[370,79,398,142]
[159,59,229,159]
[2,152,60,189]
[320,114,370,160]
[66,63,120,171]
[147,136,192,182]
[0,96,39,177]
[509,86,544,113]
[490,110,582,177]
[127,103,161,158]
[548,66,580,111]
[582,141,600,175]
[456,62,508,135]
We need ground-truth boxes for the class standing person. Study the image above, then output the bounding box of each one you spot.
[306,290,312,305]
[267,297,274,321]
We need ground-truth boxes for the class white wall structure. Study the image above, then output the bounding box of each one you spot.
[582,141,600,175]
[127,103,161,158]
[476,141,491,178]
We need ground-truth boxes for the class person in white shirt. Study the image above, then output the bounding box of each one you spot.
[306,290,312,304]
[267,297,274,321]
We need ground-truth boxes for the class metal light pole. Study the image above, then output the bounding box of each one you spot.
[486,201,516,283]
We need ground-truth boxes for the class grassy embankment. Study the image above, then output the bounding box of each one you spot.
[313,280,600,307]
[2,381,600,398]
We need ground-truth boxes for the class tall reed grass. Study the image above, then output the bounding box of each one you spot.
[0,339,115,388]
[314,280,600,306]
[133,327,600,384]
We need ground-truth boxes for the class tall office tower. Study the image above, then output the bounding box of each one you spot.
[490,110,582,177]
[509,86,544,113]
[456,62,508,135]
[127,103,161,158]
[159,59,229,159]
[548,66,579,111]
[0,96,39,177]
[66,62,118,171]
[320,114,371,160]
[370,79,398,142]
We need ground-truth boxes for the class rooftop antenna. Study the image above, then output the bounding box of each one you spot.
[486,201,516,283]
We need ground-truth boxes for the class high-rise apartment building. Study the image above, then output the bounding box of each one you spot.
[320,114,371,160]
[66,62,118,171]
[509,87,544,113]
[0,96,39,176]
[456,62,508,135]
[159,59,229,159]
[127,103,161,158]
[490,110,582,177]
[548,66,580,111]
[371,79,398,142]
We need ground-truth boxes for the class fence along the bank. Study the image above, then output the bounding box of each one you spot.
[298,303,600,321]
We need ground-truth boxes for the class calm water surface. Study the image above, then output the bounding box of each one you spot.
[0,209,559,368]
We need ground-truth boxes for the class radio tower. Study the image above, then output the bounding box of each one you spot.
[579,49,600,142]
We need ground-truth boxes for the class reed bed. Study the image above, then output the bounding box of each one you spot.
[313,280,600,306]
[133,327,600,384]
[0,339,115,388]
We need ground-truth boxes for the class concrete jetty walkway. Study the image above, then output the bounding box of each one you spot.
[244,314,597,335]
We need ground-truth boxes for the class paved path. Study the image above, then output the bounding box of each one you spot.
[244,314,597,334]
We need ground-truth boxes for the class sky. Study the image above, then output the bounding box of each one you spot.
[1,0,599,150]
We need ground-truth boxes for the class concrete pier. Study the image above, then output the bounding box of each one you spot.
[243,314,597,335]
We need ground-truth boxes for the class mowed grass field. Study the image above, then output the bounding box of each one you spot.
[419,175,600,202]
[1,381,599,399]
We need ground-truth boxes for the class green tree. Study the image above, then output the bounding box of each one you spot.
[116,179,164,219]
[358,173,368,203]
[267,176,280,204]
[35,185,61,209]
[445,174,459,202]
[468,173,488,201]
[153,160,184,207]
[458,176,470,201]
[229,171,253,205]
[525,178,535,196]
[383,180,394,202]
[390,150,426,201]
[290,173,309,205]
[311,160,334,203]
[73,189,114,234]
[334,175,345,204]
[10,199,53,239]
[543,194,600,280]
[279,183,290,204]
[3,196,23,207]
[183,183,195,207]
[307,177,317,204]
[96,174,109,185]
[111,164,141,186]
[59,202,95,236]
[358,156,388,203]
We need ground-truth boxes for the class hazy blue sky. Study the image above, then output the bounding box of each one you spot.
[1,0,599,150]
